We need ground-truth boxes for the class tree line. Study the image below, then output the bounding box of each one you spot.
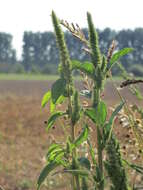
[0,28,143,75]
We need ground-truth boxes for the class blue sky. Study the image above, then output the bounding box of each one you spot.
[0,0,142,59]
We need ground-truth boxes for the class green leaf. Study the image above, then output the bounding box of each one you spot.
[53,151,65,162]
[85,101,107,125]
[46,144,67,166]
[50,95,65,113]
[46,111,66,132]
[129,86,143,100]
[81,177,88,190]
[37,162,59,190]
[56,95,65,104]
[85,108,96,123]
[64,169,89,177]
[73,124,89,148]
[71,60,95,77]
[96,101,107,125]
[78,157,91,170]
[94,165,102,183]
[51,78,66,104]
[48,150,64,163]
[106,101,125,133]
[107,48,133,71]
[123,159,143,175]
[46,144,62,160]
[87,139,97,166]
[50,100,56,113]
[66,137,73,154]
[41,91,51,108]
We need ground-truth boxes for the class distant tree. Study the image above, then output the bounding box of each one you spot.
[99,28,116,54]
[65,32,89,62]
[21,28,143,75]
[22,32,36,70]
[22,31,59,71]
[0,33,16,64]
[132,28,143,65]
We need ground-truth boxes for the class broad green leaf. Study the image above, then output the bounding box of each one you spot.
[37,162,59,190]
[46,111,66,132]
[51,78,66,104]
[85,101,107,125]
[73,124,89,148]
[78,157,91,170]
[41,91,51,108]
[106,48,133,71]
[71,60,95,77]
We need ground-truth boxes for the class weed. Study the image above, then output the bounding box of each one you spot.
[37,11,142,190]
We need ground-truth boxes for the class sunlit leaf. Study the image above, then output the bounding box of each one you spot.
[50,100,56,113]
[46,144,62,160]
[50,95,65,113]
[41,91,51,108]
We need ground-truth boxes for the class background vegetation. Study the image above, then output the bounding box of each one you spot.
[0,28,143,76]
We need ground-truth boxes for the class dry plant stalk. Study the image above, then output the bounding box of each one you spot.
[120,79,143,88]
[80,71,93,91]
[107,40,116,63]
[60,20,89,48]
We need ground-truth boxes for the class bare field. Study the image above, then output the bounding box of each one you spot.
[0,80,143,190]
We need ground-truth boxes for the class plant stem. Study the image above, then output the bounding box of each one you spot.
[93,86,104,190]
[68,91,81,190]
[97,125,103,175]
